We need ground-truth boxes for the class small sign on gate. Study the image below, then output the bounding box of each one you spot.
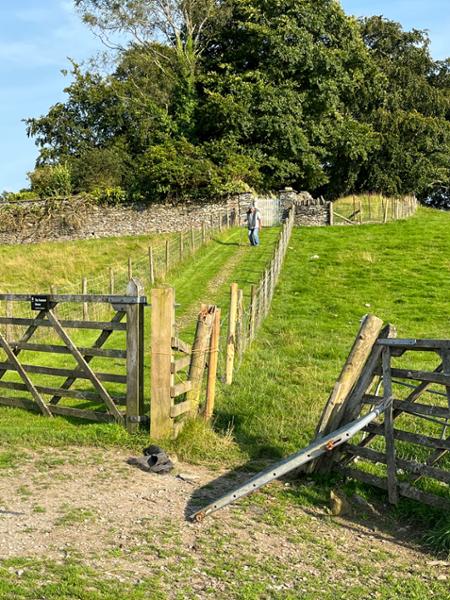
[31,295,50,311]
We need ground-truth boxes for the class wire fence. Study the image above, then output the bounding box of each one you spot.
[0,207,238,344]
[332,194,418,225]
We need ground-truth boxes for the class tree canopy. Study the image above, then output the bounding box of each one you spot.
[25,0,450,204]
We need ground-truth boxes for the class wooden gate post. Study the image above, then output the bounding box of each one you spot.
[126,278,145,433]
[151,287,175,438]
[383,346,399,504]
[226,283,239,384]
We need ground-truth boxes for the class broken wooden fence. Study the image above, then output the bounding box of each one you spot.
[313,319,450,510]
[0,279,145,433]
[332,195,418,226]
[151,287,220,438]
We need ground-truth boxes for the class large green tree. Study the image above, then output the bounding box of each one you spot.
[25,1,450,203]
[355,16,450,200]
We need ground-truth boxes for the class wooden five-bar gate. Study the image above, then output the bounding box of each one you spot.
[0,279,145,432]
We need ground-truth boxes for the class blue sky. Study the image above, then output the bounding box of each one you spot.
[1,1,449,192]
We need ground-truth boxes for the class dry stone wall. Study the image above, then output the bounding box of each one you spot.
[0,196,240,245]
[0,189,329,246]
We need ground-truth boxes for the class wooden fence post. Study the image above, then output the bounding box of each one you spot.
[205,307,221,420]
[236,288,244,358]
[148,246,155,285]
[249,285,257,342]
[328,203,334,226]
[186,305,215,410]
[225,283,239,384]
[126,278,145,433]
[151,287,175,439]
[82,277,88,320]
[165,240,170,277]
[180,233,184,261]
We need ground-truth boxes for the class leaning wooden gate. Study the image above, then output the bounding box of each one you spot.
[0,279,146,432]
[315,318,450,510]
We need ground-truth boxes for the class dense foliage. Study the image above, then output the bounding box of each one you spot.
[24,1,450,204]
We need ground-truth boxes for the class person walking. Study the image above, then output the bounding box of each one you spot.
[246,204,262,246]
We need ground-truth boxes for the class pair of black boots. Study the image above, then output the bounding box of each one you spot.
[127,445,174,474]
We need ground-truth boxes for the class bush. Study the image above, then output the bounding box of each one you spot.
[90,186,127,205]
[69,146,130,192]
[28,164,72,198]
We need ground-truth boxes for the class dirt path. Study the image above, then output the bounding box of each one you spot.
[0,447,448,598]
[176,241,248,331]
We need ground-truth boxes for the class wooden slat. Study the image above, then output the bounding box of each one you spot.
[13,342,126,359]
[0,362,126,384]
[0,380,126,403]
[377,339,450,350]
[364,423,450,451]
[338,466,450,510]
[46,310,124,423]
[170,380,192,398]
[0,293,146,305]
[0,308,48,381]
[0,332,51,417]
[170,399,192,418]
[345,445,450,484]
[171,355,191,373]
[363,396,450,419]
[383,347,398,504]
[0,395,117,423]
[375,367,450,387]
[0,317,126,331]
[346,363,444,463]
[171,337,192,355]
[49,310,126,405]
